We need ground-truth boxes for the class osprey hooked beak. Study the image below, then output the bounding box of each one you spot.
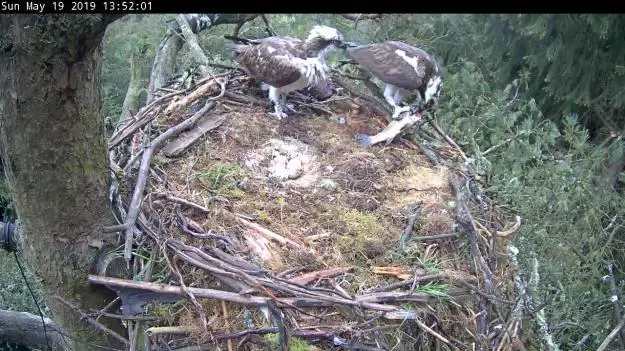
[336,40,359,51]
[332,39,346,49]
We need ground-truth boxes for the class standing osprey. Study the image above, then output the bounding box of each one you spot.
[343,41,444,119]
[225,25,344,119]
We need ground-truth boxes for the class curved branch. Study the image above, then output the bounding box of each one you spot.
[0,309,67,350]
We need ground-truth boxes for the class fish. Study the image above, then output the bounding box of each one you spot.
[355,110,424,147]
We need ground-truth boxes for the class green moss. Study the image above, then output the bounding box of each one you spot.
[198,162,244,194]
[336,209,389,260]
[262,333,310,351]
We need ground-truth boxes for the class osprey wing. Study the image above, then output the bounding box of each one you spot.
[346,41,433,91]
[234,42,303,88]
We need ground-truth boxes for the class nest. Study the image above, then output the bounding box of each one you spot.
[98,69,522,351]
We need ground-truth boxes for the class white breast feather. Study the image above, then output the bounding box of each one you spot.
[424,76,442,104]
[273,55,328,93]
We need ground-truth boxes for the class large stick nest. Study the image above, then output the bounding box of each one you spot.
[100,69,522,351]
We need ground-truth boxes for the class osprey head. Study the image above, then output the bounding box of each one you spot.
[307,25,344,48]
[423,59,444,109]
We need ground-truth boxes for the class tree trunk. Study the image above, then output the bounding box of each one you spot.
[0,15,124,350]
[119,52,147,122]
[0,309,66,350]
[177,14,211,77]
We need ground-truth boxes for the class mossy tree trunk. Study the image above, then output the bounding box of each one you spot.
[120,51,147,122]
[0,14,124,350]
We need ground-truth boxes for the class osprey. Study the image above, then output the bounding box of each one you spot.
[343,41,444,119]
[225,25,344,119]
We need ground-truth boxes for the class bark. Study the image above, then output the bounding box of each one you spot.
[176,14,210,77]
[0,15,125,350]
[0,309,66,350]
[603,146,625,189]
[119,52,147,122]
[146,14,259,103]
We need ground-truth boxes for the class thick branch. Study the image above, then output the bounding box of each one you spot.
[0,309,66,350]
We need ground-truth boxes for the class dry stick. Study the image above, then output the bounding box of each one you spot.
[87,275,421,314]
[412,233,459,241]
[288,267,350,286]
[89,310,161,321]
[424,115,468,161]
[54,295,130,347]
[606,262,625,347]
[120,100,217,264]
[398,203,421,254]
[109,91,178,150]
[109,73,229,150]
[597,319,625,351]
[162,242,209,331]
[94,296,120,323]
[163,194,209,213]
[223,91,271,107]
[415,318,459,351]
[368,274,450,293]
[220,300,234,351]
[235,215,303,250]
[450,171,496,346]
[173,241,359,312]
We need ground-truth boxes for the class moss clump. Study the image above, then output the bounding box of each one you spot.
[262,333,310,351]
[336,209,391,261]
[198,162,244,194]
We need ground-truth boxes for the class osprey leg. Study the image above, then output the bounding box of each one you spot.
[268,86,288,119]
[384,84,411,119]
[281,93,297,113]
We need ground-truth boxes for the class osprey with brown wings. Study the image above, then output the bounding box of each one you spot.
[225,25,344,119]
[344,40,444,120]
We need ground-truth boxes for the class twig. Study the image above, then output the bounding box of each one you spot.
[117,100,216,264]
[450,170,496,342]
[596,319,625,351]
[412,233,459,241]
[87,275,445,315]
[220,300,234,351]
[54,295,130,346]
[528,252,560,351]
[223,91,271,107]
[235,215,303,250]
[424,115,468,161]
[368,274,449,293]
[415,317,459,351]
[260,14,277,36]
[397,203,421,254]
[606,262,625,347]
[288,267,350,286]
[163,194,209,213]
[496,215,522,237]
[162,243,210,331]
[89,310,161,321]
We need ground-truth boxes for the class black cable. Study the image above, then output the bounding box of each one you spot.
[13,251,51,351]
